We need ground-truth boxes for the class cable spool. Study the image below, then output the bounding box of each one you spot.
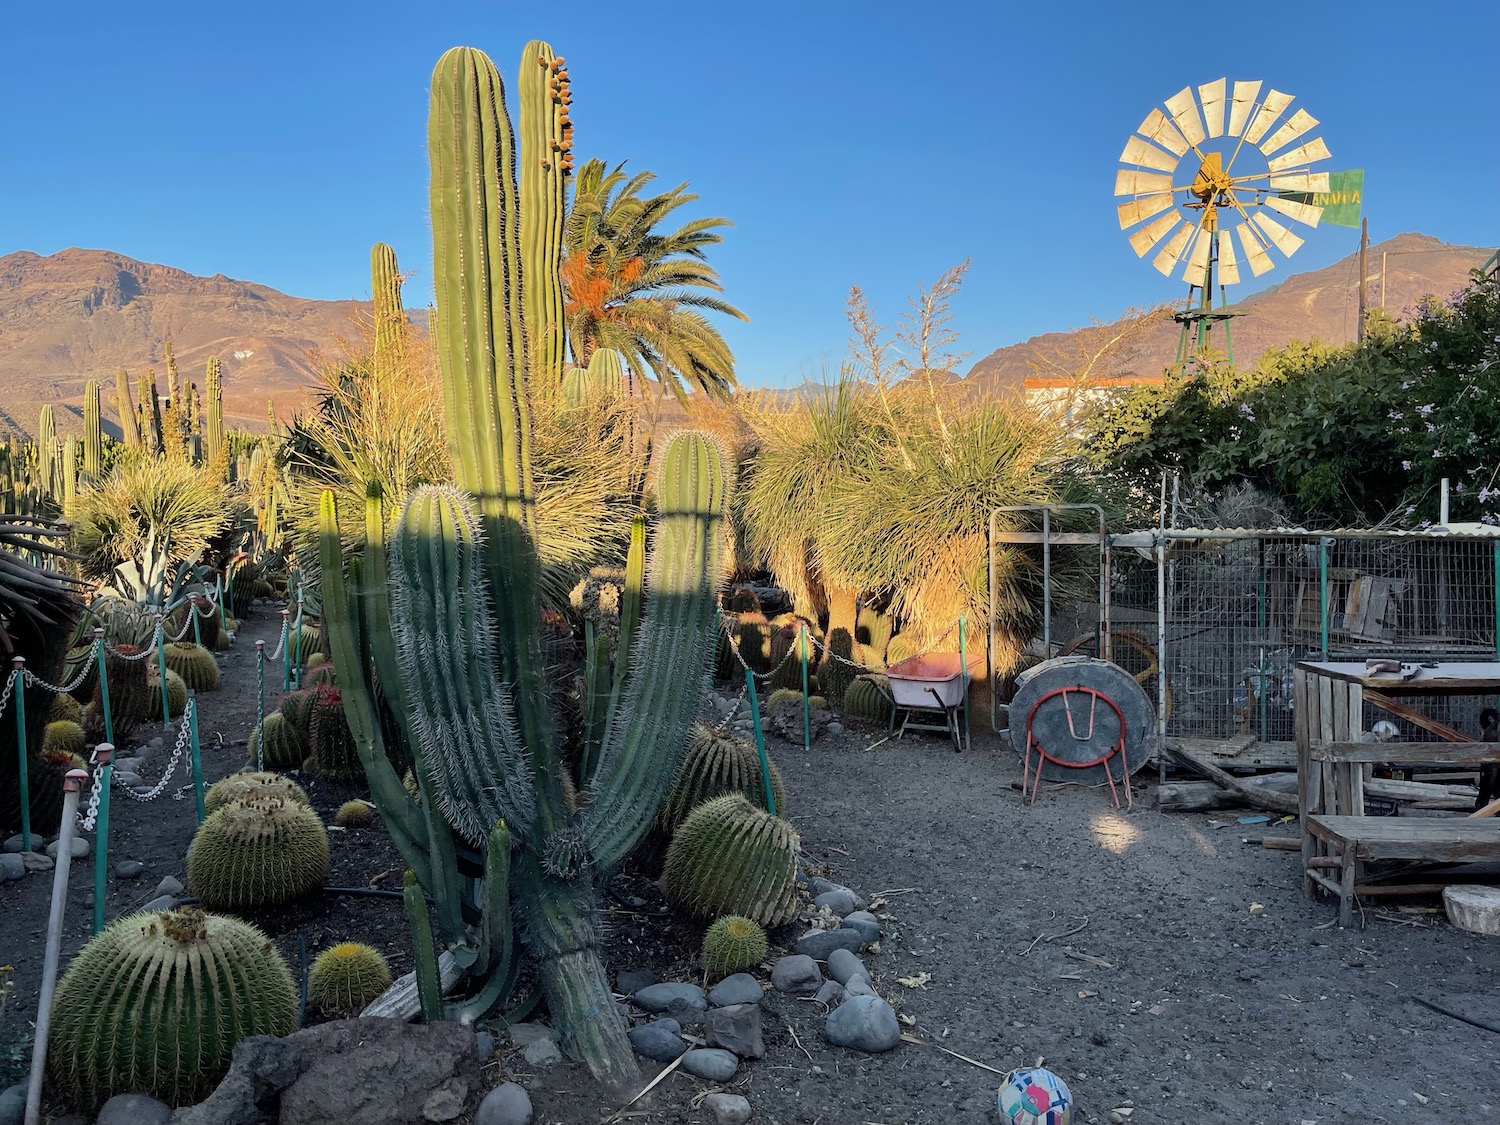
[1010,656,1157,784]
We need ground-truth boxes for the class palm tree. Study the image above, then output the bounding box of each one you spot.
[563,159,746,401]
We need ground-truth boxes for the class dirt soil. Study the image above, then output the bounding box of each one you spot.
[4,609,1500,1125]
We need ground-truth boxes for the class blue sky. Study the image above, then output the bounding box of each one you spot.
[3,2,1497,387]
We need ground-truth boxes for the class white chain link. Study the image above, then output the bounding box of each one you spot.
[0,670,15,723]
[80,758,105,831]
[717,613,803,682]
[104,636,159,661]
[106,699,195,807]
[23,659,95,695]
[266,615,291,661]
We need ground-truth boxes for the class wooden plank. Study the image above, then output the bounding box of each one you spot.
[1473,796,1500,819]
[361,951,462,1020]
[1306,868,1343,897]
[1299,661,1500,691]
[990,531,1104,546]
[1306,815,1500,863]
[1311,740,1500,764]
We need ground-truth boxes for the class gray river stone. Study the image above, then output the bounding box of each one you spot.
[707,973,763,1007]
[794,928,863,960]
[770,955,822,995]
[633,982,707,1018]
[825,994,901,1052]
[840,910,882,944]
[681,1048,739,1082]
[825,947,869,986]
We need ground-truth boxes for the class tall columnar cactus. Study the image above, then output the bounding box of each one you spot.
[36,405,57,499]
[83,379,102,480]
[145,370,165,452]
[518,40,570,386]
[205,357,224,466]
[371,242,406,370]
[315,46,729,1088]
[115,369,141,448]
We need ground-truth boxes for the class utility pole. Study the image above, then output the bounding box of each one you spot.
[1357,217,1369,343]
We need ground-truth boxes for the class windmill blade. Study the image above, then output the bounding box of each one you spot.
[1129,212,1180,257]
[1118,194,1175,230]
[1152,221,1195,276]
[1227,80,1262,137]
[1236,222,1275,277]
[1218,229,1241,285]
[1267,136,1333,171]
[1115,169,1174,196]
[1251,211,1305,257]
[1269,170,1330,192]
[1260,108,1320,157]
[1198,78,1228,138]
[1120,135,1179,172]
[1164,87,1207,147]
[1265,195,1323,227]
[1185,225,1214,280]
[1243,88,1295,146]
[1138,108,1191,156]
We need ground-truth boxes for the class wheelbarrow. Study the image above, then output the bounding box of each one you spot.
[883,652,979,751]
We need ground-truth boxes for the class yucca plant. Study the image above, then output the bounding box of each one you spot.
[316,43,728,1089]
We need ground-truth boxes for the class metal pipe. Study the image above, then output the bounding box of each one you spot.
[744,669,775,816]
[1440,478,1450,526]
[91,743,113,935]
[154,616,172,728]
[12,657,29,852]
[988,510,998,733]
[1042,507,1052,654]
[25,769,88,1125]
[92,629,114,746]
[799,623,810,752]
[188,694,205,824]
[280,609,291,692]
[1258,540,1269,741]
[1157,473,1168,786]
[1319,538,1332,660]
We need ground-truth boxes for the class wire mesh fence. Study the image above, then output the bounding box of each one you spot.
[1106,530,1500,744]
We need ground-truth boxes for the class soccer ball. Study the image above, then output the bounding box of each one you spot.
[998,1067,1073,1125]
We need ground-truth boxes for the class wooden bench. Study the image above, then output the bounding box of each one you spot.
[1305,815,1500,925]
[1295,661,1500,926]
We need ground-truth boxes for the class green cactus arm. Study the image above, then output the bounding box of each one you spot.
[83,381,102,480]
[371,242,406,372]
[387,486,538,845]
[578,621,611,786]
[584,433,727,870]
[205,358,224,466]
[403,870,444,1022]
[614,513,646,695]
[477,819,513,978]
[114,369,141,448]
[518,40,567,386]
[587,348,625,396]
[428,46,554,765]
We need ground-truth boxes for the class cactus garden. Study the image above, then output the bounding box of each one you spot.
[4,19,1500,1125]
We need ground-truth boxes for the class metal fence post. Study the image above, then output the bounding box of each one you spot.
[255,641,267,771]
[91,743,113,935]
[1318,537,1332,660]
[12,658,30,852]
[188,694,205,824]
[154,617,172,727]
[744,668,776,816]
[92,629,114,746]
[799,623,811,752]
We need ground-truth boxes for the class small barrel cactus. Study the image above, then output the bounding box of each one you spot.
[661,722,786,832]
[49,692,84,725]
[41,720,86,759]
[163,641,220,692]
[701,915,768,980]
[302,662,337,688]
[663,794,801,926]
[47,907,296,1108]
[764,687,802,709]
[307,941,392,1015]
[883,633,919,666]
[148,667,188,719]
[305,652,327,669]
[333,799,374,828]
[249,712,304,772]
[843,675,891,725]
[204,770,310,815]
[307,685,360,780]
[187,796,329,910]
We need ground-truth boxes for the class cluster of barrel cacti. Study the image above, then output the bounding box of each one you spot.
[660,722,786,833]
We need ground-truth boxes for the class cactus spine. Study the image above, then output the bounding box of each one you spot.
[519,40,569,386]
[205,357,224,466]
[83,380,102,480]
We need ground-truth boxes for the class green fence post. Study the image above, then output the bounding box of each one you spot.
[190,595,202,647]
[154,617,172,728]
[187,694,205,825]
[959,616,971,753]
[255,641,266,771]
[280,608,291,692]
[216,573,228,636]
[11,659,30,852]
[92,742,113,934]
[799,623,811,751]
[93,630,115,746]
[743,668,777,816]
[292,586,305,690]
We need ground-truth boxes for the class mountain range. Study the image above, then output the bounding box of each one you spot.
[0,234,1491,440]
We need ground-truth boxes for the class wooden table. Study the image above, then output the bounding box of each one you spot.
[1295,661,1500,925]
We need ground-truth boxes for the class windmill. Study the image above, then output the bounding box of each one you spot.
[1115,79,1355,372]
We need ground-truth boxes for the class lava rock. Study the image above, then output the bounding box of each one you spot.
[173,1034,307,1125]
[812,888,857,916]
[825,994,901,1053]
[707,973,763,1008]
[633,982,707,1019]
[681,1048,739,1082]
[616,969,655,995]
[705,1003,764,1059]
[703,1092,753,1125]
[0,854,23,881]
[770,955,823,995]
[826,721,846,736]
[627,1021,686,1063]
[421,1077,469,1121]
[46,836,89,859]
[825,948,869,986]
[97,1093,172,1124]
[794,928,863,960]
[475,1082,533,1125]
[839,911,882,944]
[114,859,145,879]
[521,1038,562,1068]
[280,1017,479,1125]
[814,980,845,1005]
[19,852,52,873]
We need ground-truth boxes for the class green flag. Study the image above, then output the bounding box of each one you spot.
[1280,169,1364,228]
